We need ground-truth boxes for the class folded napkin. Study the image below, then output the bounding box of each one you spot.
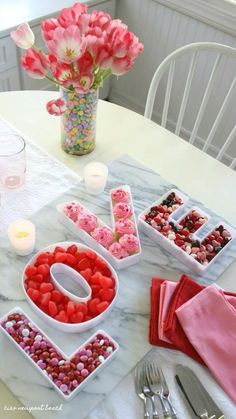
[176,285,236,403]
[158,281,176,343]
[149,275,204,363]
[149,278,177,349]
[150,274,236,365]
[163,274,206,364]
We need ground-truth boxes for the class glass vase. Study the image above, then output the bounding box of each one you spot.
[61,88,98,155]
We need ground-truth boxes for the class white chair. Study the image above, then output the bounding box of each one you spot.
[144,42,236,168]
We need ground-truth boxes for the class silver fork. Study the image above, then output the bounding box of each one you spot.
[158,367,178,419]
[134,362,150,419]
[146,362,172,419]
[142,362,160,419]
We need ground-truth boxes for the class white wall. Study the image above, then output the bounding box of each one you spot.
[110,0,236,164]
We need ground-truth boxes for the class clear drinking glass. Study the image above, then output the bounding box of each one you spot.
[0,134,26,189]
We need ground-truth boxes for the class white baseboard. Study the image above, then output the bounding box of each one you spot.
[109,88,234,167]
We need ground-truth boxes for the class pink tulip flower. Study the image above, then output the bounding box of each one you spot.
[58,3,88,28]
[74,73,94,93]
[89,10,111,31]
[95,45,113,69]
[46,98,67,115]
[46,26,86,63]
[21,49,49,79]
[58,3,89,34]
[41,18,60,42]
[11,22,35,49]
[111,56,133,76]
[49,54,74,85]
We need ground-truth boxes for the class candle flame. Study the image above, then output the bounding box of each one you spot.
[15,231,29,238]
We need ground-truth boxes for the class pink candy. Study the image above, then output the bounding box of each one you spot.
[113,202,132,219]
[111,188,129,203]
[115,218,136,235]
[108,242,129,259]
[77,213,97,232]
[64,202,84,222]
[119,234,140,253]
[91,227,114,247]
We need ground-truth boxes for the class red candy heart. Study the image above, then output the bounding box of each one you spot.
[40,282,54,293]
[97,301,109,314]
[25,266,37,278]
[55,252,67,263]
[27,288,40,302]
[55,310,68,323]
[37,264,50,276]
[48,301,58,316]
[51,290,63,304]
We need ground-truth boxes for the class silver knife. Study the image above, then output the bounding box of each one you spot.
[175,365,225,419]
[175,374,199,419]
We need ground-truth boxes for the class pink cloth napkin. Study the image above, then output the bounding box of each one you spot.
[158,281,176,343]
[176,284,236,404]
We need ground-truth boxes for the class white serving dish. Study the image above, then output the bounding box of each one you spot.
[138,189,236,275]
[50,263,92,303]
[57,185,142,270]
[22,241,119,333]
[0,306,119,401]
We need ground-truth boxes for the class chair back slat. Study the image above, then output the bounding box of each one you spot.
[144,62,169,119]
[230,156,236,169]
[175,51,198,136]
[203,76,236,153]
[161,61,175,128]
[145,43,236,169]
[216,124,236,162]
[189,53,222,145]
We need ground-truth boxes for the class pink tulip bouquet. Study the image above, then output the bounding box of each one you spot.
[11,2,144,115]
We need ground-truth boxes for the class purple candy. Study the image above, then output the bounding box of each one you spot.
[55,380,62,387]
[72,380,78,387]
[33,341,41,349]
[60,384,68,393]
[77,362,84,371]
[37,360,46,369]
[19,342,26,349]
[40,341,47,349]
[81,369,89,377]
[50,357,58,366]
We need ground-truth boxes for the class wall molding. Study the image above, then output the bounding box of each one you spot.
[109,88,233,167]
[153,0,236,37]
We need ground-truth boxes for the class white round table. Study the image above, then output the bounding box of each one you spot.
[0,91,235,226]
[0,91,236,419]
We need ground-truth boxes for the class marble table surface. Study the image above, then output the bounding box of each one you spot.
[0,155,235,419]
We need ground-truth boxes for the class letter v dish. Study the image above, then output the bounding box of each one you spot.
[57,185,141,269]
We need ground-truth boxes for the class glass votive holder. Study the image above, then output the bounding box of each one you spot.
[84,162,108,195]
[7,219,35,256]
[0,133,26,189]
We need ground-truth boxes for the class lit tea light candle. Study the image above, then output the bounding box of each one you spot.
[84,162,108,195]
[7,219,36,256]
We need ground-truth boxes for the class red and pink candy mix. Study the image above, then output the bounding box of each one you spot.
[142,192,232,265]
[1,310,117,397]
